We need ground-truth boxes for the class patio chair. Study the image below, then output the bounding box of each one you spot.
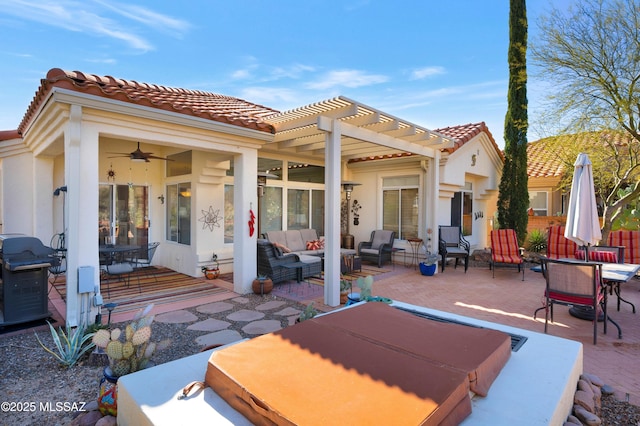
[101,249,140,298]
[127,242,160,282]
[585,245,634,313]
[539,258,606,345]
[490,229,524,280]
[607,230,640,265]
[438,225,470,273]
[48,232,67,291]
[257,239,301,284]
[546,225,578,260]
[358,230,396,268]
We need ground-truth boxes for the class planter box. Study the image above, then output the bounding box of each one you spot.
[419,262,437,276]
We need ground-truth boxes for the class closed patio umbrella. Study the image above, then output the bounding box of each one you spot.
[564,153,602,250]
[564,153,602,321]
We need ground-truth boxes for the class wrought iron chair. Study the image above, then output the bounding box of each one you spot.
[127,242,160,282]
[48,232,66,292]
[101,248,140,298]
[490,229,524,280]
[358,230,396,268]
[539,258,607,345]
[438,226,470,273]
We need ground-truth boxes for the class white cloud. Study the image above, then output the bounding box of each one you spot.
[0,0,189,51]
[238,86,301,106]
[410,66,446,80]
[306,69,388,90]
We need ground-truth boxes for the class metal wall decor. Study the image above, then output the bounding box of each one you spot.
[199,206,221,231]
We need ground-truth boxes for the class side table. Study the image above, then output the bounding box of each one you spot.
[406,238,423,270]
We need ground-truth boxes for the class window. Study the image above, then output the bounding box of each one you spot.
[224,184,233,243]
[285,188,324,234]
[451,182,473,236]
[382,176,419,240]
[166,151,192,177]
[288,161,324,183]
[166,183,191,244]
[261,187,283,233]
[529,191,548,216]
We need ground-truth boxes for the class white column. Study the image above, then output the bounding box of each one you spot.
[64,105,100,327]
[33,157,54,243]
[323,117,341,307]
[429,152,440,256]
[233,150,257,294]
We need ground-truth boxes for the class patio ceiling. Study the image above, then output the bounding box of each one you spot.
[263,96,455,161]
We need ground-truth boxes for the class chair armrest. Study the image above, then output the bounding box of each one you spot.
[379,242,394,253]
[358,241,373,252]
[460,235,471,252]
[438,238,447,254]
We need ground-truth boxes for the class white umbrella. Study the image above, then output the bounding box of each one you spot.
[564,153,602,249]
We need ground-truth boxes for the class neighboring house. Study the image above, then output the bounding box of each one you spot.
[526,132,632,232]
[0,68,503,325]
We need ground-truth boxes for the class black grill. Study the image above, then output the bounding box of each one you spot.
[0,235,56,326]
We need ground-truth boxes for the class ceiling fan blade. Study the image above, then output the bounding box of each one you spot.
[146,155,174,161]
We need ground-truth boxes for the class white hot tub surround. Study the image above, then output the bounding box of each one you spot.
[117,302,583,426]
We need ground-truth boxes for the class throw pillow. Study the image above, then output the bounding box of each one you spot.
[589,250,617,263]
[306,240,322,250]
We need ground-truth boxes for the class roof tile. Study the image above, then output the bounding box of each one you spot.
[18,68,279,135]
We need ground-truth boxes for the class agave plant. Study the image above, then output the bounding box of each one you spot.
[35,322,95,368]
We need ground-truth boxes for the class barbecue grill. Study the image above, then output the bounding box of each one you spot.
[0,234,57,326]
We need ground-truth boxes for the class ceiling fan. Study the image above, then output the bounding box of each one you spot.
[107,142,173,162]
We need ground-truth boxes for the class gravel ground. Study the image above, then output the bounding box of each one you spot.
[1,293,639,425]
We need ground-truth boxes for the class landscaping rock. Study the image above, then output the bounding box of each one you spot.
[574,404,602,425]
[95,415,117,426]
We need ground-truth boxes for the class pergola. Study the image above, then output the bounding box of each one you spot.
[263,96,454,305]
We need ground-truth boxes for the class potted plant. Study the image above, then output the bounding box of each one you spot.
[340,277,351,304]
[419,253,439,276]
[252,274,273,295]
[92,304,170,417]
[201,253,220,279]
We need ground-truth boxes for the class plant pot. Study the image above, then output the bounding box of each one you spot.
[340,291,349,304]
[98,366,119,417]
[419,262,437,276]
[204,267,220,280]
[252,278,273,295]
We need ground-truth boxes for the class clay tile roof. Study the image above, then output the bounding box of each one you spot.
[18,68,279,135]
[0,130,21,141]
[435,122,504,160]
[527,132,631,178]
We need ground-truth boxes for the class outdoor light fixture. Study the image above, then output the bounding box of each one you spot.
[157,195,165,204]
[257,171,277,198]
[53,185,67,196]
[341,181,361,249]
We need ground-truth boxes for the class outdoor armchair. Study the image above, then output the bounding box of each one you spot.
[546,225,578,260]
[438,226,470,273]
[607,230,640,265]
[256,239,324,284]
[358,230,396,268]
[539,258,606,345]
[490,229,524,280]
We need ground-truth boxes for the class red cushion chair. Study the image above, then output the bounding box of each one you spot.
[546,225,578,260]
[490,229,524,280]
[607,230,640,265]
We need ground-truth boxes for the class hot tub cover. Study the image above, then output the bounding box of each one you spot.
[205,302,511,425]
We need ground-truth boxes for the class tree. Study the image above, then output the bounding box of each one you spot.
[532,0,640,240]
[497,0,529,243]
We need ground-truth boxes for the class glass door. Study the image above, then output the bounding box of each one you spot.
[99,184,150,257]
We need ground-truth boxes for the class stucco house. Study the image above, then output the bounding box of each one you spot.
[0,68,503,326]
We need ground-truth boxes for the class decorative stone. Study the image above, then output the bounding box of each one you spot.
[275,307,302,316]
[196,301,234,314]
[578,379,593,393]
[573,405,602,426]
[96,415,117,426]
[69,410,103,426]
[187,318,231,332]
[574,390,596,412]
[155,309,198,323]
[227,309,264,322]
[581,373,604,387]
[566,414,582,425]
[600,384,615,395]
[196,330,243,347]
[241,319,282,335]
[83,400,99,412]
[255,300,286,311]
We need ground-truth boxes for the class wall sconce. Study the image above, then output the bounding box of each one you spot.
[257,171,277,198]
[158,195,165,204]
[53,185,67,196]
[179,189,192,198]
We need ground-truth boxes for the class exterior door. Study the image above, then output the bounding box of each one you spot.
[99,184,150,257]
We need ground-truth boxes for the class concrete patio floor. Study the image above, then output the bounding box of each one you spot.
[317,262,640,406]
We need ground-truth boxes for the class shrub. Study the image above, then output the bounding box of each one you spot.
[35,322,95,368]
[527,229,547,253]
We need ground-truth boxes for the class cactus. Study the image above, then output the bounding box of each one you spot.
[91,304,170,377]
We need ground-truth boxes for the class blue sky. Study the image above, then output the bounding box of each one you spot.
[0,1,566,147]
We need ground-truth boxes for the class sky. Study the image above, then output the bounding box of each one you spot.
[0,0,569,148]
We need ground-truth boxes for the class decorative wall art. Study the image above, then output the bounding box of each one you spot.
[199,206,221,231]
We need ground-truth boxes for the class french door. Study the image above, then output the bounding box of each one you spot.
[99,184,150,256]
